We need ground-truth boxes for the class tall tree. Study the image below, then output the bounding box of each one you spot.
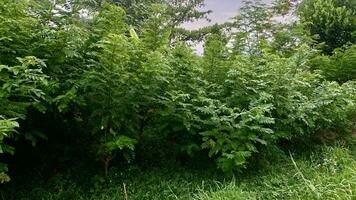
[228,0,274,56]
[114,0,211,42]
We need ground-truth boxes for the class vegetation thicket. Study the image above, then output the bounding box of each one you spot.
[0,0,355,199]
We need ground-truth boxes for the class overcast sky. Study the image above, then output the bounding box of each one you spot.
[182,0,244,30]
[183,0,247,54]
[183,0,288,54]
[183,0,273,30]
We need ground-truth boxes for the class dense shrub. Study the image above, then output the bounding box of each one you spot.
[0,0,355,183]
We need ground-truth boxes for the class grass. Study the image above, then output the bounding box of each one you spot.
[1,142,355,200]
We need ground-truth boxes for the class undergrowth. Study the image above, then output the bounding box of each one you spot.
[2,142,355,200]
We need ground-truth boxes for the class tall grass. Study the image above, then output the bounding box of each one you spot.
[195,144,356,200]
[2,144,355,200]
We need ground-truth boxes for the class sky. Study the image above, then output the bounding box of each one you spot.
[182,0,246,54]
[183,0,274,30]
[182,0,244,30]
[183,0,293,54]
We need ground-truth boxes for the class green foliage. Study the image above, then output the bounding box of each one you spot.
[93,3,127,37]
[80,3,174,174]
[310,45,356,82]
[0,0,40,65]
[230,0,272,56]
[228,0,309,57]
[0,117,18,182]
[299,0,356,54]
[0,56,47,182]
[141,4,171,51]
[0,0,355,190]
[113,0,211,42]
[0,57,47,117]
[197,40,355,173]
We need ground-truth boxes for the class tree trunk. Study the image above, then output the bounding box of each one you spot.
[104,157,111,177]
[138,116,146,141]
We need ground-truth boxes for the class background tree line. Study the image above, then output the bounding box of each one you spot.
[0,0,355,184]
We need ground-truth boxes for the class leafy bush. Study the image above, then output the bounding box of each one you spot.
[310,45,356,82]
[0,0,355,184]
[0,57,47,182]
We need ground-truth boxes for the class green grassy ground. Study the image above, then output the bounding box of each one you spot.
[2,143,355,200]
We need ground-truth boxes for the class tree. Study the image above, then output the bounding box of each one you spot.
[81,3,172,175]
[299,0,356,54]
[80,4,136,176]
[230,0,272,56]
[202,24,229,82]
[97,0,211,43]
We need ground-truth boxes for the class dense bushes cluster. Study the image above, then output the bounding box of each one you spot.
[0,0,355,183]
